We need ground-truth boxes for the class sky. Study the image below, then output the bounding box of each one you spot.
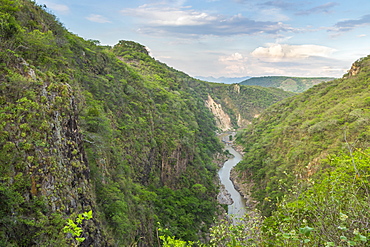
[34,0,370,79]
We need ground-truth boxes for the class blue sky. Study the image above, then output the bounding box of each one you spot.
[35,0,370,78]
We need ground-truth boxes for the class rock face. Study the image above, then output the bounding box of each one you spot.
[348,63,361,77]
[160,144,193,188]
[205,94,232,131]
[41,84,106,246]
[230,168,256,209]
[217,184,233,205]
[237,113,252,128]
[0,73,107,245]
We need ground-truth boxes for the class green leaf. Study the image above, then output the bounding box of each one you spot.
[348,240,357,246]
[299,226,314,236]
[340,236,347,241]
[76,237,86,243]
[337,226,348,231]
[82,210,93,219]
[282,233,291,239]
[325,242,335,247]
[359,235,367,242]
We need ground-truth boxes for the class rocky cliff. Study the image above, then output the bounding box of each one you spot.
[199,82,294,130]
[205,94,232,131]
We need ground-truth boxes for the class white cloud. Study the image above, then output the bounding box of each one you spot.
[330,14,370,32]
[219,52,244,61]
[86,14,111,23]
[251,43,336,60]
[218,53,250,75]
[296,2,338,16]
[120,4,292,36]
[212,45,344,78]
[121,5,216,26]
[257,7,290,22]
[44,2,69,14]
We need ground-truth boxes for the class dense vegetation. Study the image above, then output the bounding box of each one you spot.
[164,148,370,246]
[0,0,293,246]
[234,56,370,245]
[240,76,334,92]
[185,81,294,128]
[5,0,366,246]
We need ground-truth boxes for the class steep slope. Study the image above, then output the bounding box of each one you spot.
[240,76,334,92]
[236,55,370,215]
[0,1,294,246]
[187,81,295,130]
[1,1,221,245]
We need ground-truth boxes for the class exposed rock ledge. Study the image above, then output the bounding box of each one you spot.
[217,183,233,205]
[205,94,232,131]
[230,168,257,209]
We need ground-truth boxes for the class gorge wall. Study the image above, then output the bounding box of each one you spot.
[205,94,232,131]
[200,82,294,131]
[0,1,294,246]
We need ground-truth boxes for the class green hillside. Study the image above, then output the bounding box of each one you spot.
[185,81,294,129]
[235,56,370,245]
[240,76,334,92]
[0,1,293,246]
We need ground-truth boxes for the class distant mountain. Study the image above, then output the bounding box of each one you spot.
[196,76,252,84]
[239,76,335,93]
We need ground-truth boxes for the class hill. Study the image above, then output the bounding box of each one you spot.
[0,1,293,246]
[239,76,335,92]
[235,56,370,245]
[195,76,252,84]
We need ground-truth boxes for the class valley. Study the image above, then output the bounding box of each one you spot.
[218,144,246,218]
[1,1,370,246]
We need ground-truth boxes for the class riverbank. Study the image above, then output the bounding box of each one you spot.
[230,168,257,209]
[217,183,233,205]
[217,145,246,218]
[229,143,257,209]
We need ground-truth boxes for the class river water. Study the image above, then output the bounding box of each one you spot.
[218,145,246,219]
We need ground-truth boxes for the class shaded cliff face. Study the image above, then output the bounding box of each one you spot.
[0,71,106,245]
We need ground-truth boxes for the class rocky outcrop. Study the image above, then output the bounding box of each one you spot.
[217,184,233,205]
[205,94,232,131]
[2,73,108,245]
[348,63,361,77]
[38,82,107,246]
[230,168,257,209]
[343,58,363,78]
[233,84,240,94]
[160,144,192,188]
[237,113,251,128]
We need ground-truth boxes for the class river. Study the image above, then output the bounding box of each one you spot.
[218,144,246,219]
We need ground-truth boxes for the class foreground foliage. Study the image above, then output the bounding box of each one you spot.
[263,148,370,246]
[160,149,370,246]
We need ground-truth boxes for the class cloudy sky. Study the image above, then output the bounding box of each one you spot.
[35,0,370,78]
